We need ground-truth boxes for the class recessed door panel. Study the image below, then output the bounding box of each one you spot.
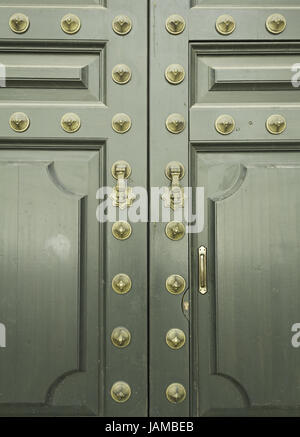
[191,149,300,416]
[0,50,105,102]
[0,149,101,416]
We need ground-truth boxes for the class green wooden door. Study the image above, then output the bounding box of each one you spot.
[0,0,148,417]
[150,0,300,418]
[2,0,300,418]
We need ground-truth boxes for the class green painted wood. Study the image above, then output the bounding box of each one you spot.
[0,0,148,418]
[191,149,300,416]
[0,150,101,416]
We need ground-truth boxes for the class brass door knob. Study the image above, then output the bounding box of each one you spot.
[61,14,81,34]
[9,13,30,34]
[216,14,236,35]
[9,112,30,132]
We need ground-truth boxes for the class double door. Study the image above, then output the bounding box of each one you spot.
[1,0,300,417]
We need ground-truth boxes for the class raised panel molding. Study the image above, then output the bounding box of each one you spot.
[1,0,104,4]
[192,146,300,415]
[0,43,106,103]
[0,149,102,416]
[191,43,300,106]
[191,0,299,5]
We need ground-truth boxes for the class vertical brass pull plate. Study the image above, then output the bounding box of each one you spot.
[199,246,207,294]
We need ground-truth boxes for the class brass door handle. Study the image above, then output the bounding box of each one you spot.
[162,161,185,210]
[198,246,207,294]
[110,160,136,209]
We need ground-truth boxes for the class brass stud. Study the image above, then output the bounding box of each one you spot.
[165,222,185,241]
[166,14,185,35]
[266,13,286,34]
[112,221,132,240]
[112,278,130,292]
[166,275,186,295]
[61,113,81,133]
[166,383,186,404]
[61,14,81,35]
[112,274,132,295]
[9,13,30,34]
[165,64,185,85]
[215,114,235,135]
[112,113,132,134]
[266,114,286,135]
[111,381,131,403]
[166,329,186,350]
[216,14,236,35]
[112,64,132,85]
[111,327,131,348]
[9,112,30,133]
[112,15,132,35]
[166,113,186,134]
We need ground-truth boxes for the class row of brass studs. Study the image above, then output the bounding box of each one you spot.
[110,14,134,405]
[8,112,134,134]
[163,15,188,406]
[10,112,285,137]
[8,112,81,133]
[164,113,288,136]
[111,326,185,350]
[111,381,186,404]
[165,13,287,36]
[215,114,287,135]
[9,13,132,35]
[216,13,286,35]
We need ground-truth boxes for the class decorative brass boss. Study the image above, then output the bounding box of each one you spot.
[9,112,30,132]
[9,13,30,34]
[166,383,186,404]
[166,14,185,35]
[111,381,131,403]
[61,14,81,34]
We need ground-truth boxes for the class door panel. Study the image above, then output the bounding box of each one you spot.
[0,50,104,101]
[0,0,148,417]
[187,1,300,417]
[0,150,100,416]
[191,149,300,416]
